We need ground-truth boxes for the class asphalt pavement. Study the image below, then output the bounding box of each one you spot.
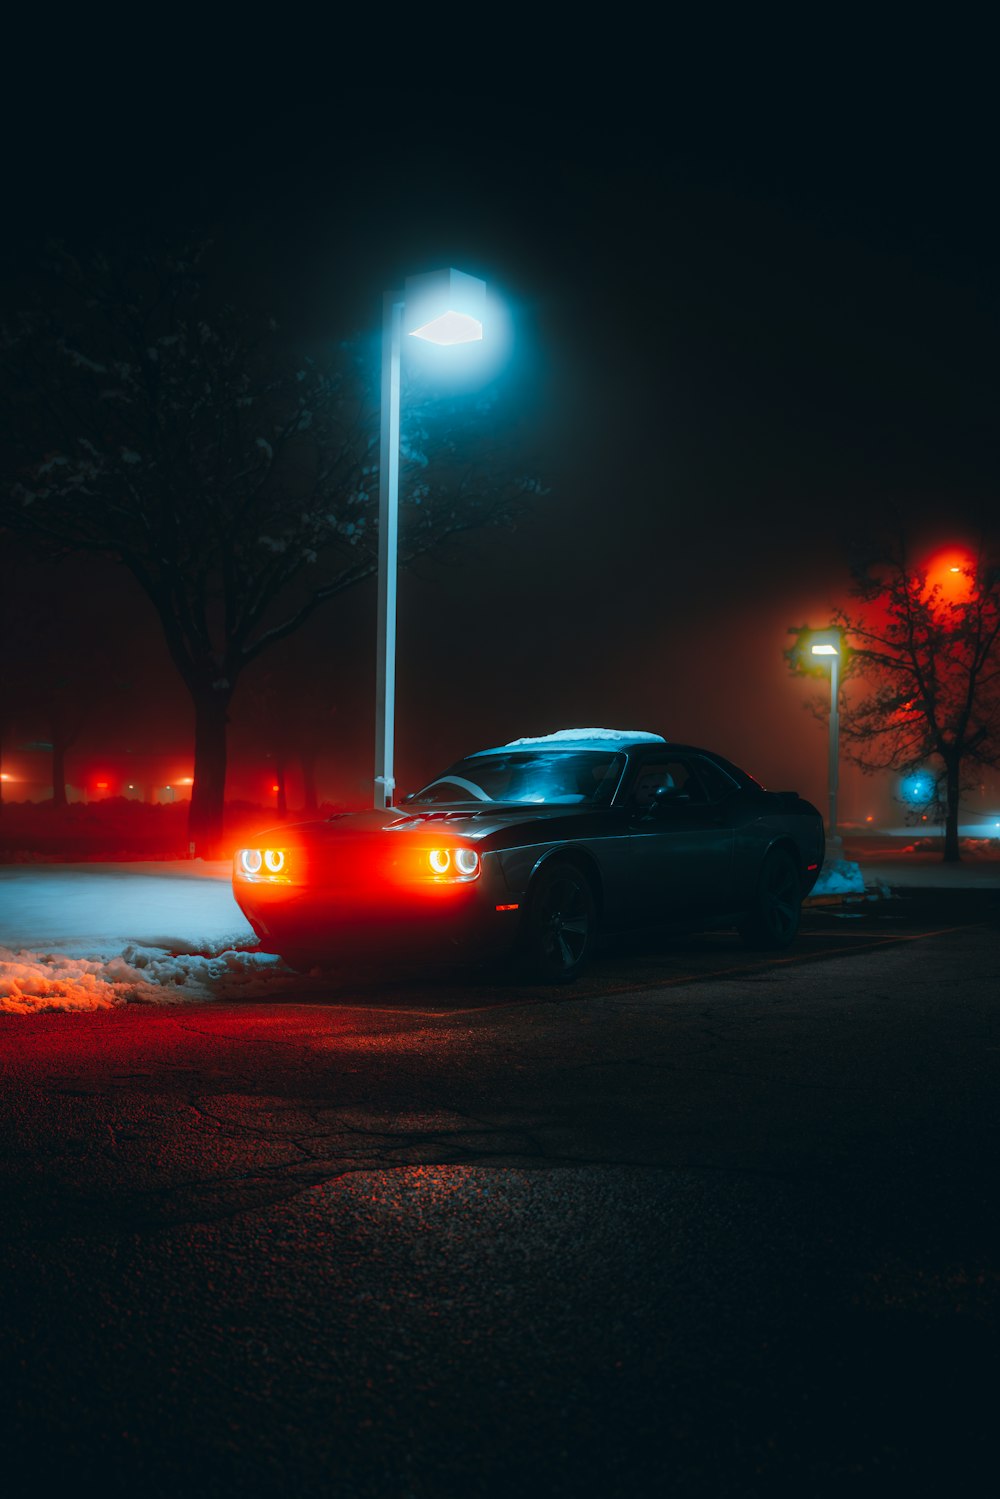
[2,894,999,1497]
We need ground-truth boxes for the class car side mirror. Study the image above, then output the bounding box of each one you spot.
[650,786,690,811]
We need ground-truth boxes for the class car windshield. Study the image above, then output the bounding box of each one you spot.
[407,750,626,807]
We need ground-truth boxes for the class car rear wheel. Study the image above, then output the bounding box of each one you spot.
[523,861,596,983]
[738,847,802,950]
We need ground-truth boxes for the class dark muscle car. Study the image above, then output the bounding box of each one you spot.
[232,729,825,981]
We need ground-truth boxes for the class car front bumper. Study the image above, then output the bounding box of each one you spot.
[233,853,521,962]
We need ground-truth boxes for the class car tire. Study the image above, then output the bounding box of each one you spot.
[738,847,802,950]
[522,861,597,983]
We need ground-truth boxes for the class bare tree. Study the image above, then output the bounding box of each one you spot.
[1,243,544,853]
[791,537,1000,862]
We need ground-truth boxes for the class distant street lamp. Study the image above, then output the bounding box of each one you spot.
[809,631,843,849]
[375,268,486,810]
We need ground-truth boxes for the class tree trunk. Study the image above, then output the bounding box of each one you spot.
[188,688,231,858]
[942,756,961,863]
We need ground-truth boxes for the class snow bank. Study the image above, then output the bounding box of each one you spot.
[810,859,866,896]
[901,836,1000,853]
[0,943,285,1015]
[0,861,285,1015]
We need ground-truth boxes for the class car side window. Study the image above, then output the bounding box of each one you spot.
[628,758,704,808]
[690,755,740,803]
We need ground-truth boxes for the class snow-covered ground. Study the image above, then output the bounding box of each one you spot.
[853,821,1000,839]
[0,861,288,1015]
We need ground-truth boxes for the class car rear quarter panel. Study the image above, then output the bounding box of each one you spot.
[731,796,824,901]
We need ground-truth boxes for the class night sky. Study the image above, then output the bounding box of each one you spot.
[4,65,998,815]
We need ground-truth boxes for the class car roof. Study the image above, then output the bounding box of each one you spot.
[468,729,666,757]
[462,737,754,784]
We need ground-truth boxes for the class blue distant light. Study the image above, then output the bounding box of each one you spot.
[900,773,933,803]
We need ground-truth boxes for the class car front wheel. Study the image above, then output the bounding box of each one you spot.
[738,847,802,950]
[523,861,596,982]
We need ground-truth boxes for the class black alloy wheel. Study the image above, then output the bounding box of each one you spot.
[524,861,597,982]
[738,847,802,950]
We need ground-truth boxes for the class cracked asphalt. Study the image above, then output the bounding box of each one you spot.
[2,893,999,1497]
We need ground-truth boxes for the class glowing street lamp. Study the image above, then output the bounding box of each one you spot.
[809,630,843,848]
[375,268,486,810]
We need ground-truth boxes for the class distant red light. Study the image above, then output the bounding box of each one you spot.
[924,549,975,606]
[495,903,520,911]
[271,783,280,793]
[96,781,109,790]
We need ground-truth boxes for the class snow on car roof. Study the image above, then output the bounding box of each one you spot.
[469,728,666,756]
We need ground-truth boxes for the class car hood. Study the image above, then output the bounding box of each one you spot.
[248,805,596,848]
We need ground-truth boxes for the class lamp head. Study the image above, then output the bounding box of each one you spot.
[405,268,485,345]
[808,626,843,658]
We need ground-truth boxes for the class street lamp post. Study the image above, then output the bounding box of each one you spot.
[374,291,403,812]
[810,638,841,849]
[374,268,486,810]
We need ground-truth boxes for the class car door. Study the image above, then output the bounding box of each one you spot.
[624,754,736,923]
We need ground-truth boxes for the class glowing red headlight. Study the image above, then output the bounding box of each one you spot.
[427,847,480,880]
[237,848,289,880]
